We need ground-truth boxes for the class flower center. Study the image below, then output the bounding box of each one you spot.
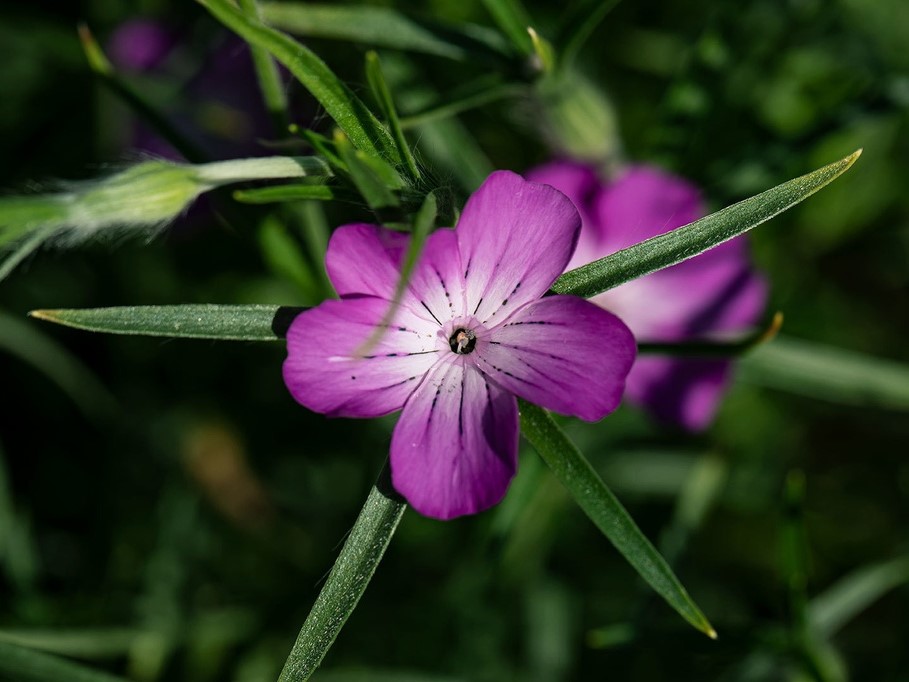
[448,328,477,355]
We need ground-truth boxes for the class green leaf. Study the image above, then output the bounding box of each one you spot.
[738,335,909,410]
[238,0,290,134]
[0,640,129,682]
[399,77,526,129]
[0,225,56,282]
[0,311,117,422]
[28,305,295,341]
[335,134,401,210]
[551,150,862,299]
[258,215,321,300]
[234,184,355,204]
[0,629,139,659]
[259,2,510,65]
[365,52,421,183]
[808,556,909,638]
[480,0,534,57]
[279,466,406,682]
[556,0,621,67]
[518,401,716,638]
[355,192,437,356]
[198,0,399,164]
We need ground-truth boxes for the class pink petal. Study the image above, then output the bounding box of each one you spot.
[595,259,767,341]
[456,171,581,326]
[390,358,519,519]
[476,296,636,422]
[401,228,466,328]
[283,297,440,418]
[593,165,706,254]
[326,224,465,328]
[325,223,409,299]
[526,160,602,266]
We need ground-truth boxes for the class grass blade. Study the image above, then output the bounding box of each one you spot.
[0,312,117,422]
[480,0,534,57]
[355,192,437,356]
[808,556,909,638]
[198,0,399,164]
[260,2,510,65]
[739,335,909,410]
[0,640,129,682]
[238,0,290,134]
[234,184,355,204]
[28,305,302,341]
[551,150,861,299]
[279,466,406,681]
[518,400,716,638]
[365,52,420,183]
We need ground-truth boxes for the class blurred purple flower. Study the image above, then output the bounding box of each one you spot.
[107,19,288,160]
[107,20,176,72]
[527,161,767,431]
[283,171,636,519]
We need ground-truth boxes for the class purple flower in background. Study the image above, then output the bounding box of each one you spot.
[107,20,176,72]
[527,162,767,431]
[107,20,291,160]
[283,171,636,519]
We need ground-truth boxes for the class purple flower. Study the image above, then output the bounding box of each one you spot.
[527,161,768,431]
[107,20,176,72]
[283,171,636,519]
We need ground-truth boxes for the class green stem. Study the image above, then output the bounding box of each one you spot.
[637,312,783,357]
[278,465,406,681]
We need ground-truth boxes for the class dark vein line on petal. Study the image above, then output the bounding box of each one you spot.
[458,371,466,436]
[475,355,545,392]
[420,300,443,326]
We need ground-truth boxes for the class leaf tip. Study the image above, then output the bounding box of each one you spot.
[28,309,56,322]
[706,626,718,640]
[845,147,863,166]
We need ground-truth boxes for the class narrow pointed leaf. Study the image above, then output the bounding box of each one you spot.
[0,225,56,283]
[355,192,437,356]
[480,0,534,56]
[551,150,861,298]
[28,305,300,341]
[279,467,405,681]
[365,52,420,183]
[198,0,400,163]
[335,134,401,210]
[739,335,909,410]
[0,640,129,682]
[234,184,354,204]
[399,78,525,129]
[556,0,621,67]
[808,556,909,637]
[0,312,117,421]
[518,400,716,638]
[260,2,510,65]
[238,0,290,133]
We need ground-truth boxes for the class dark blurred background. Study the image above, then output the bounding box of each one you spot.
[1,1,907,680]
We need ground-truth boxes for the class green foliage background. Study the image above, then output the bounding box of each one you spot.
[1,0,907,680]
